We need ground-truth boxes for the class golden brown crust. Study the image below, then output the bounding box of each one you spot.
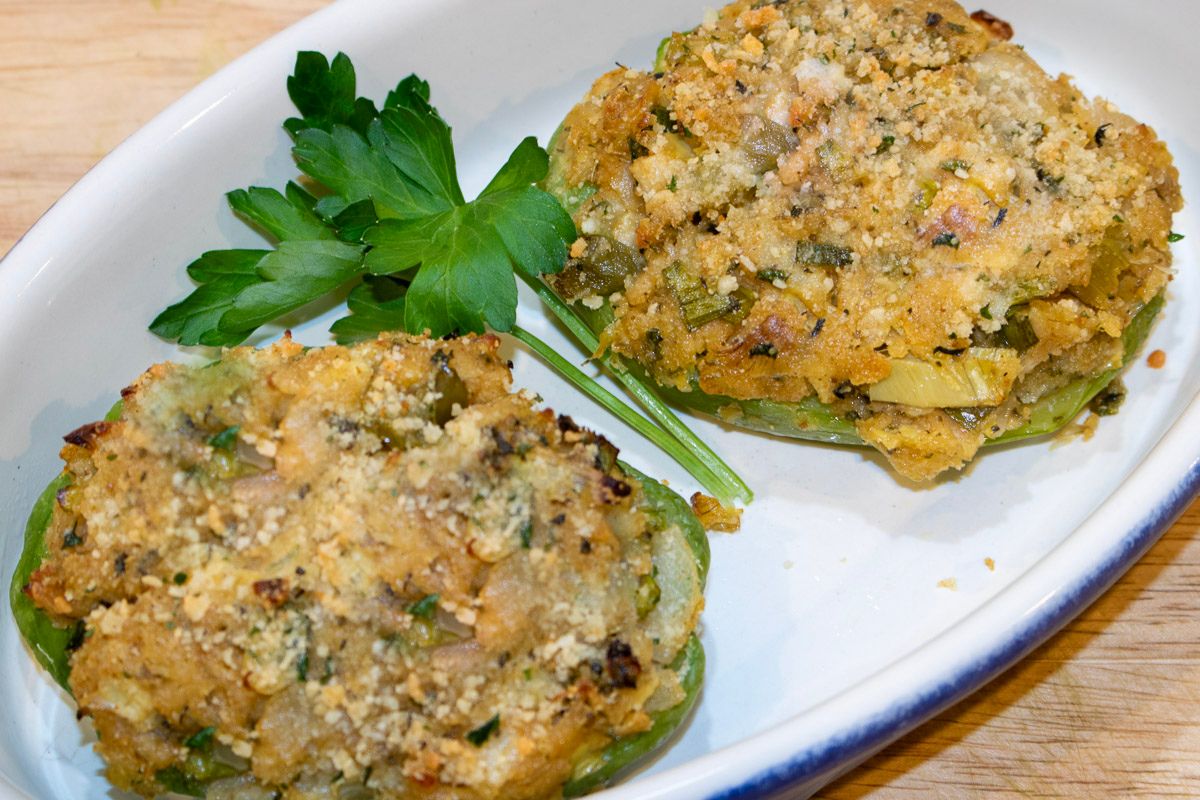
[29,334,698,799]
[549,0,1181,479]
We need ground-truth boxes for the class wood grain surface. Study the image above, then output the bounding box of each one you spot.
[2,2,1198,797]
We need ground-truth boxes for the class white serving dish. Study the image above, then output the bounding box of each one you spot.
[1,1,1197,798]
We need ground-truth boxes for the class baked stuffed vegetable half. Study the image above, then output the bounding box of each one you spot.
[11,333,708,800]
[543,0,1183,481]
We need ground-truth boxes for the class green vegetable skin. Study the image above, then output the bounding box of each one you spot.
[543,89,1165,452]
[9,473,78,691]
[664,293,1164,448]
[565,462,709,797]
[545,254,1163,448]
[9,401,122,692]
[9,415,708,797]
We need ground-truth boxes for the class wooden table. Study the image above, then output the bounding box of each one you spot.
[3,2,1198,796]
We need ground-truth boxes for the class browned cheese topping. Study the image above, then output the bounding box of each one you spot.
[548,0,1181,480]
[26,334,702,799]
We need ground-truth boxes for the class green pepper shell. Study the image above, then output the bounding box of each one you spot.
[9,472,79,692]
[9,405,708,798]
[545,273,1162,449]
[543,113,1164,452]
[10,401,122,693]
[564,461,708,795]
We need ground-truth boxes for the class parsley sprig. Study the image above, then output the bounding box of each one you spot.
[151,52,750,504]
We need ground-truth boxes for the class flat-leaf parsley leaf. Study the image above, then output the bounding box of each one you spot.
[150,182,364,345]
[150,51,750,505]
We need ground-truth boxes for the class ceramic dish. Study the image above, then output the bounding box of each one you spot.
[2,1,1198,798]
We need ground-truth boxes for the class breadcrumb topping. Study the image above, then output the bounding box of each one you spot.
[547,0,1181,480]
[27,334,701,799]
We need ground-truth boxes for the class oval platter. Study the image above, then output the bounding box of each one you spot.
[1,1,1198,798]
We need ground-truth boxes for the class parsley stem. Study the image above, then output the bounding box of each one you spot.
[518,276,752,504]
[605,356,752,503]
[509,325,732,499]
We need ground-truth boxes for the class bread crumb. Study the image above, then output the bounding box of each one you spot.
[740,33,764,59]
[182,593,211,622]
[689,492,741,532]
[1054,413,1099,445]
[937,577,958,591]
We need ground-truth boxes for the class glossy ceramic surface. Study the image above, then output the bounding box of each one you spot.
[1,2,1197,797]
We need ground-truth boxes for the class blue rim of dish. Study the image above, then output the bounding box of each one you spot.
[709,457,1200,799]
